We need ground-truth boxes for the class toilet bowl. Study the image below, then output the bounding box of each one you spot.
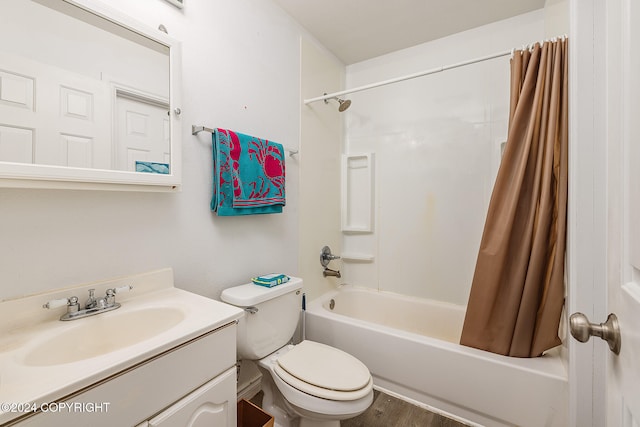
[220,277,373,427]
[259,341,373,427]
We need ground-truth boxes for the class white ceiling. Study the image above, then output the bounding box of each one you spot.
[273,0,546,64]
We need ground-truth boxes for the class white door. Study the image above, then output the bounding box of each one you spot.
[570,0,640,425]
[604,0,640,425]
[115,92,170,172]
[0,52,111,169]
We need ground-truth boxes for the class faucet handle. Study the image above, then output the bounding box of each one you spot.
[43,298,70,309]
[104,285,132,306]
[320,246,341,267]
[114,285,133,294]
[43,296,79,310]
[67,296,80,313]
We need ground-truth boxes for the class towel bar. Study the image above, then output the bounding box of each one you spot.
[192,125,299,157]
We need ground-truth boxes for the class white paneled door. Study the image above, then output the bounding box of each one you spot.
[570,0,640,425]
[0,53,110,169]
[115,92,170,172]
[572,0,640,425]
[606,0,640,425]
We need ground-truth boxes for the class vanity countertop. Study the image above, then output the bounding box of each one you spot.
[0,269,243,425]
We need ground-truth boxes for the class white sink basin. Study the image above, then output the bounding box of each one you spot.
[0,269,245,426]
[22,307,185,366]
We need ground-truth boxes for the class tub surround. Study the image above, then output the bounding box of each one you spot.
[342,10,546,306]
[306,286,568,427]
[0,268,243,425]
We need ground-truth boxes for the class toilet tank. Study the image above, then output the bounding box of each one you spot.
[220,277,303,360]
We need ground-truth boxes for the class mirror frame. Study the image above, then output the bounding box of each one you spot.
[0,0,182,192]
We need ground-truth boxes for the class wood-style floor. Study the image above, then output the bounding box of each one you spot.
[251,390,469,427]
[341,390,469,427]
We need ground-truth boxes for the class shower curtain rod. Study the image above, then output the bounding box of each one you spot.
[304,49,512,104]
[191,125,299,157]
[305,35,567,105]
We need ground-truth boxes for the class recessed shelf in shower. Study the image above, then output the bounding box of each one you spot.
[341,253,375,263]
[341,153,374,233]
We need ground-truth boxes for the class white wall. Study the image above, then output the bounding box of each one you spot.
[0,0,306,301]
[544,0,569,38]
[342,10,545,305]
[299,38,345,301]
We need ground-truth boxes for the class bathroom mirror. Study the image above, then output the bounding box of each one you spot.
[0,0,182,191]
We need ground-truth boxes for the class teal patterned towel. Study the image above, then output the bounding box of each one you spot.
[211,128,285,216]
[135,161,170,174]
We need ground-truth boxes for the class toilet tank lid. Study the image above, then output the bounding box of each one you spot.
[220,276,303,307]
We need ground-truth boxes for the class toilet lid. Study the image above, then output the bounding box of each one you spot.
[276,341,371,394]
[274,364,373,401]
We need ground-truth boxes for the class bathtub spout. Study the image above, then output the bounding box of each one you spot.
[323,268,341,278]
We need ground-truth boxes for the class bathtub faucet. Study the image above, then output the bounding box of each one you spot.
[323,267,341,278]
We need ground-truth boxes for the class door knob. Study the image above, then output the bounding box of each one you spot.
[569,312,621,355]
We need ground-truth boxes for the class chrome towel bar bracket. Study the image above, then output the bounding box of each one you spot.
[192,125,299,157]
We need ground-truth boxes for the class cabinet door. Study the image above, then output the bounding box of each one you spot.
[148,367,237,427]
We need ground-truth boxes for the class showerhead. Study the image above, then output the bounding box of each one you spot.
[337,98,351,112]
[324,96,352,112]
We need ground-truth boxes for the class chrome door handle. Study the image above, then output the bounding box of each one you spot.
[569,312,621,355]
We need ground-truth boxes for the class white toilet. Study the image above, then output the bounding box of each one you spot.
[221,277,373,427]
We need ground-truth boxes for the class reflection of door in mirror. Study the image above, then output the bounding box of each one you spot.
[0,53,111,169]
[115,92,170,172]
[0,0,170,173]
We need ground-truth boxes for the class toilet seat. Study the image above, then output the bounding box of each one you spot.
[273,340,372,401]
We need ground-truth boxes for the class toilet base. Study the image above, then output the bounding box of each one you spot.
[258,364,343,427]
[299,420,339,427]
[260,370,298,427]
[249,342,373,427]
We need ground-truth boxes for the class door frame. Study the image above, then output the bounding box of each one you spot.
[567,0,608,425]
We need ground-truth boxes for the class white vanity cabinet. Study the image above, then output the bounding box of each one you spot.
[16,323,238,427]
[140,368,236,427]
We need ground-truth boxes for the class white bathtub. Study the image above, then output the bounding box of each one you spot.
[305,286,568,427]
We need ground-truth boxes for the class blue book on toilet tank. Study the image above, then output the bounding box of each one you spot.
[251,274,290,288]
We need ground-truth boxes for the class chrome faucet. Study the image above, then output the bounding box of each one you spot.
[320,246,341,267]
[322,267,341,278]
[85,289,97,309]
[320,246,342,278]
[43,285,133,321]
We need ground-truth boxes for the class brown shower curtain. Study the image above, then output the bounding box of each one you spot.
[460,39,568,357]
